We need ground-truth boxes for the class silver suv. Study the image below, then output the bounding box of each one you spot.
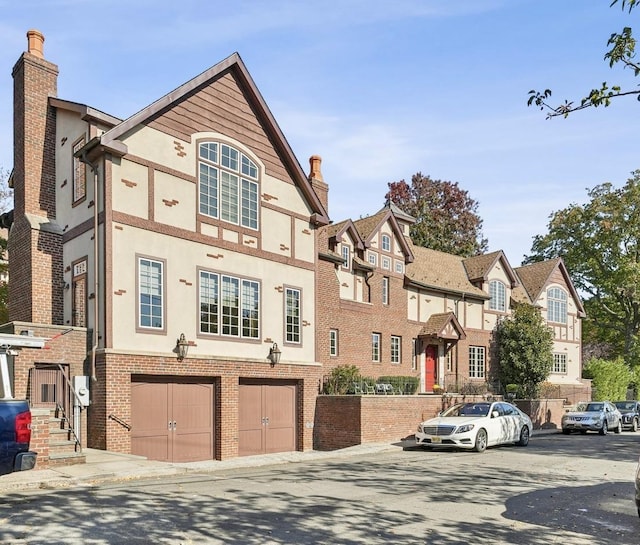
[561,401,622,435]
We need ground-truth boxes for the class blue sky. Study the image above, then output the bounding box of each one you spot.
[1,1,637,264]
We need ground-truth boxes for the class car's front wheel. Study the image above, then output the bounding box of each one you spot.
[562,428,571,435]
[615,420,622,434]
[599,420,608,435]
[474,429,487,453]
[516,426,530,446]
[633,418,639,432]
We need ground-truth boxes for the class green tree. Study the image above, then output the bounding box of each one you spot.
[525,172,640,363]
[386,172,488,257]
[495,302,554,398]
[529,0,639,118]
[583,357,632,400]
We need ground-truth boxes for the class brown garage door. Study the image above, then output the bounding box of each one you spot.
[131,378,214,462]
[239,380,297,457]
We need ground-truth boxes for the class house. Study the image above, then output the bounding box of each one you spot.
[7,30,329,463]
[316,191,587,401]
[6,30,587,465]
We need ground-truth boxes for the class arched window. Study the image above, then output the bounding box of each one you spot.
[547,287,567,323]
[198,141,259,229]
[489,280,506,312]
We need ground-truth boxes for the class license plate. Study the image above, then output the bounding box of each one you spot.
[431,436,441,444]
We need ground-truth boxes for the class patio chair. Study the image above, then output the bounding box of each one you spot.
[364,383,375,394]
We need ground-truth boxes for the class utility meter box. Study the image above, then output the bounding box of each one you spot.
[73,376,90,407]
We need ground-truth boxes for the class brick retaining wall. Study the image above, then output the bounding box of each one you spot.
[314,394,566,450]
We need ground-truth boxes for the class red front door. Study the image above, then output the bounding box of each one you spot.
[425,345,437,391]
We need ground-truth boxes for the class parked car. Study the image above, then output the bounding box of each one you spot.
[415,401,532,453]
[561,401,622,435]
[635,456,640,517]
[613,401,640,431]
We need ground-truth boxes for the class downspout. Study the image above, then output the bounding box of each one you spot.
[91,160,99,383]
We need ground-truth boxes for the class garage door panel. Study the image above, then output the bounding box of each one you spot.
[266,385,296,429]
[239,429,265,456]
[239,381,297,457]
[265,427,295,453]
[131,383,169,431]
[173,431,214,462]
[132,379,214,462]
[131,435,170,462]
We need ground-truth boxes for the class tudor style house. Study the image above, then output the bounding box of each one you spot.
[316,193,587,400]
[6,30,587,466]
[8,30,329,463]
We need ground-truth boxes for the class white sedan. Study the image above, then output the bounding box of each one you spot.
[415,401,533,453]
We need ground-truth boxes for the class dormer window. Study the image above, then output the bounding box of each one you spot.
[341,244,350,268]
[381,234,391,252]
[489,280,506,312]
[198,141,259,230]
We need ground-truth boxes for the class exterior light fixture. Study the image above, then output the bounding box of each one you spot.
[268,343,281,366]
[176,333,189,361]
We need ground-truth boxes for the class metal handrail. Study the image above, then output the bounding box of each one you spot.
[108,414,132,431]
[55,402,82,452]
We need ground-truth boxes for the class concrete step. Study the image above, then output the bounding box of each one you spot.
[48,452,86,467]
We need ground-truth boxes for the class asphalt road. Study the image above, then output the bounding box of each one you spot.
[0,432,638,544]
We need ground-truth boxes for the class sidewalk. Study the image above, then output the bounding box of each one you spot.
[0,442,400,493]
[0,429,558,493]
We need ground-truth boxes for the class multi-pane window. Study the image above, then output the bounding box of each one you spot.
[489,280,506,312]
[329,329,338,357]
[368,252,377,266]
[552,353,567,374]
[469,346,485,378]
[391,335,401,364]
[395,261,404,274]
[199,270,259,339]
[382,277,389,305]
[445,349,453,372]
[72,259,87,327]
[381,234,391,252]
[139,258,163,329]
[341,244,350,268]
[73,137,86,203]
[198,142,259,229]
[382,257,391,270]
[285,288,301,344]
[372,333,381,362]
[547,287,567,323]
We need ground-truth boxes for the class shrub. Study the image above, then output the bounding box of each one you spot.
[583,357,632,401]
[323,365,361,395]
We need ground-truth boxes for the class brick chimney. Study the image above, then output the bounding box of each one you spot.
[308,155,329,214]
[10,29,63,324]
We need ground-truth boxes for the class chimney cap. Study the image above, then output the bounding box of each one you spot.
[26,29,45,59]
[309,155,323,182]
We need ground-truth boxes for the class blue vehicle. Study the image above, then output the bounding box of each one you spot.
[0,334,47,475]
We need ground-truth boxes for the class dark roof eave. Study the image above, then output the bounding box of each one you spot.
[404,277,490,301]
[319,252,344,265]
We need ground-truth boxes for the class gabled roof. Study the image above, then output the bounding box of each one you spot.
[384,200,415,224]
[418,312,466,340]
[515,258,586,317]
[326,219,365,251]
[353,209,414,263]
[463,250,519,287]
[92,52,329,226]
[405,244,488,300]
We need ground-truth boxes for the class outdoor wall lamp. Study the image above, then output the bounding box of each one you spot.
[268,343,281,366]
[176,333,189,361]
